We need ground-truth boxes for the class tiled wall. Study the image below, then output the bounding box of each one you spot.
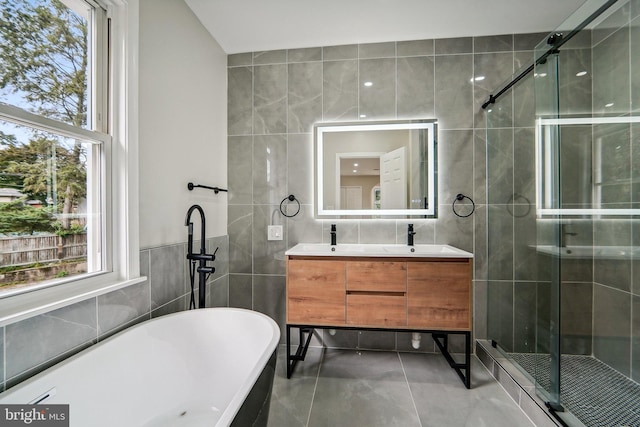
[227,33,548,350]
[0,236,229,391]
[487,1,640,383]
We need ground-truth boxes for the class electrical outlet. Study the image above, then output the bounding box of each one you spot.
[267,225,283,241]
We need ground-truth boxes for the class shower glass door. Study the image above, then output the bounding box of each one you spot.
[488,0,640,425]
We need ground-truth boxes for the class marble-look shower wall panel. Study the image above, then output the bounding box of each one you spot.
[228,66,253,136]
[229,205,253,274]
[359,58,396,119]
[513,282,537,353]
[593,284,631,376]
[593,28,631,116]
[397,56,435,119]
[473,52,514,129]
[558,48,593,116]
[228,136,253,204]
[253,274,286,344]
[253,134,287,205]
[512,53,536,128]
[487,205,514,281]
[561,282,593,355]
[322,60,358,121]
[253,64,287,134]
[229,274,252,309]
[594,219,632,292]
[397,39,434,57]
[6,299,97,383]
[487,281,514,351]
[97,280,151,336]
[438,130,474,203]
[434,54,473,130]
[288,62,323,133]
[486,128,513,205]
[150,243,186,310]
[287,133,314,205]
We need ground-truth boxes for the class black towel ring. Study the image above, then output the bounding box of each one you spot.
[452,193,475,218]
[506,193,532,218]
[280,194,301,218]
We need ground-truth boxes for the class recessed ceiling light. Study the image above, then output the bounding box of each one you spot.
[354,163,359,167]
[473,76,485,82]
[605,102,614,108]
[353,169,357,173]
[360,114,367,118]
[576,71,587,77]
[363,81,373,87]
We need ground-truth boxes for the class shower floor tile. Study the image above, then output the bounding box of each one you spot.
[268,345,534,427]
[510,353,640,427]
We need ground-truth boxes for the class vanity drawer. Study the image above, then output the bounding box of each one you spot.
[287,259,346,325]
[346,293,407,327]
[346,261,406,292]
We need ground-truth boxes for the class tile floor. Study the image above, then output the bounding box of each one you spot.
[267,345,536,427]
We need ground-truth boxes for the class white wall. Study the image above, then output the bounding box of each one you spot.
[138,0,227,248]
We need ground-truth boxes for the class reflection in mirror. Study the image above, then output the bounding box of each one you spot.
[314,119,437,218]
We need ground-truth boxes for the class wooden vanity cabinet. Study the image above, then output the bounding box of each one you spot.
[286,256,472,331]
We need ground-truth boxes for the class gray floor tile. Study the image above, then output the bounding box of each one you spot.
[268,348,534,427]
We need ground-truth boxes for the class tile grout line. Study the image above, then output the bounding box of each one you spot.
[397,352,424,427]
[305,346,326,427]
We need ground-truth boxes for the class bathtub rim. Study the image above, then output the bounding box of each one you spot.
[0,307,281,427]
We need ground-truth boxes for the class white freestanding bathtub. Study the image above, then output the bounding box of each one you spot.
[0,308,280,427]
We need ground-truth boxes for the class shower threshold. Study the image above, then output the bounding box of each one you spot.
[508,352,640,427]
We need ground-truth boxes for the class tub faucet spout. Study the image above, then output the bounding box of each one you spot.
[185,204,216,309]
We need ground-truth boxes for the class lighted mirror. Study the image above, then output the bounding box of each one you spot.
[314,119,437,218]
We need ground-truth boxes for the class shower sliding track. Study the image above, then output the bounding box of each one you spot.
[285,324,472,389]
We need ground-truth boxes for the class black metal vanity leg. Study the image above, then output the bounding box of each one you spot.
[464,331,471,389]
[286,325,292,379]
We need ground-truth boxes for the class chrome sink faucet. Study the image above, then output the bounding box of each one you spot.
[408,223,416,246]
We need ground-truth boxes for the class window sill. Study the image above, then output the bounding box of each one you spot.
[0,276,147,327]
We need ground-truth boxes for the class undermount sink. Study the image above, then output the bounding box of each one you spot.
[285,243,473,258]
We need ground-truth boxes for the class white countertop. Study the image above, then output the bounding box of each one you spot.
[285,243,473,258]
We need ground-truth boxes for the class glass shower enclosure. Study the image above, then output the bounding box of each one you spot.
[486,0,640,425]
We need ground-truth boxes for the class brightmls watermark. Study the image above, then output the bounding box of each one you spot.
[0,405,68,426]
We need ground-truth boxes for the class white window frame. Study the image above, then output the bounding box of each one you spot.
[0,0,142,326]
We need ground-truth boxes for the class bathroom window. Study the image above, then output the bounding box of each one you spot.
[0,0,111,296]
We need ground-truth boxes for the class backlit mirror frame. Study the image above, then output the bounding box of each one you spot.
[314,119,437,218]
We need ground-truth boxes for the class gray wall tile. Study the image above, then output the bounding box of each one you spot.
[150,243,186,309]
[253,49,286,65]
[323,44,357,61]
[229,274,252,309]
[397,39,434,57]
[228,66,253,135]
[359,58,396,119]
[6,299,97,380]
[98,280,151,336]
[474,34,513,53]
[253,134,287,204]
[434,54,473,130]
[253,64,287,134]
[288,47,321,63]
[359,42,395,58]
[397,56,435,119]
[288,62,323,133]
[228,135,253,204]
[435,37,472,54]
[323,59,358,121]
[593,284,631,376]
